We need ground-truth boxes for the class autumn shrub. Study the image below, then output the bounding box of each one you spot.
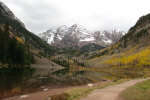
[51,93,70,100]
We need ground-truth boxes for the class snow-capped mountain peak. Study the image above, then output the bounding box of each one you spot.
[38,25,69,44]
[56,25,68,35]
[38,24,126,48]
[38,28,56,44]
[66,24,94,41]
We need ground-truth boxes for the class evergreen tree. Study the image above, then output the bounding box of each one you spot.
[1,21,10,63]
[9,38,17,65]
[0,20,35,67]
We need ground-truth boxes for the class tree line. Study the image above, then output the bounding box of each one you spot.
[52,59,70,68]
[73,59,86,67]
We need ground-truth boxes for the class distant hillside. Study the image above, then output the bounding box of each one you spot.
[87,14,150,72]
[80,43,105,52]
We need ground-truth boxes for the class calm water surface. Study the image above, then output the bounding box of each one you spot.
[0,66,142,98]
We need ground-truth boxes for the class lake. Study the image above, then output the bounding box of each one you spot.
[0,66,143,99]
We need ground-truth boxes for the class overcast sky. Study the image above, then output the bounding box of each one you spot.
[1,0,150,34]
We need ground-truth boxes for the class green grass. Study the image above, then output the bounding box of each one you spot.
[120,79,150,100]
[65,79,129,100]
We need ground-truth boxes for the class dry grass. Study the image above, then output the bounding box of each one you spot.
[50,93,70,100]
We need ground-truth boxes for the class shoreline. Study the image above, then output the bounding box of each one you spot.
[3,80,111,100]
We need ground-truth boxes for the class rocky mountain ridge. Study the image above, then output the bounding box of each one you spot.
[38,24,126,49]
[0,2,25,28]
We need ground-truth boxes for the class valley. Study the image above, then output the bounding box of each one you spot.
[0,1,150,100]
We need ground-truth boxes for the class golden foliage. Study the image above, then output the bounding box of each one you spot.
[15,36,24,44]
[104,47,150,67]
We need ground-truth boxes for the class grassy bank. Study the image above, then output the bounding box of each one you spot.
[120,79,150,100]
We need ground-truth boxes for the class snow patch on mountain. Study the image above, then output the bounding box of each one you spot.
[80,37,95,42]
[66,24,95,42]
[47,34,54,44]
[38,24,126,48]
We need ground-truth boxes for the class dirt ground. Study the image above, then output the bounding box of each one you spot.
[80,78,150,100]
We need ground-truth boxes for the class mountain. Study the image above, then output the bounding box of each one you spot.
[0,2,25,28]
[0,2,56,65]
[38,24,126,50]
[87,13,150,71]
[58,24,95,49]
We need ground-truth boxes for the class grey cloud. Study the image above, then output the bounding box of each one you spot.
[3,0,63,33]
[2,0,150,34]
